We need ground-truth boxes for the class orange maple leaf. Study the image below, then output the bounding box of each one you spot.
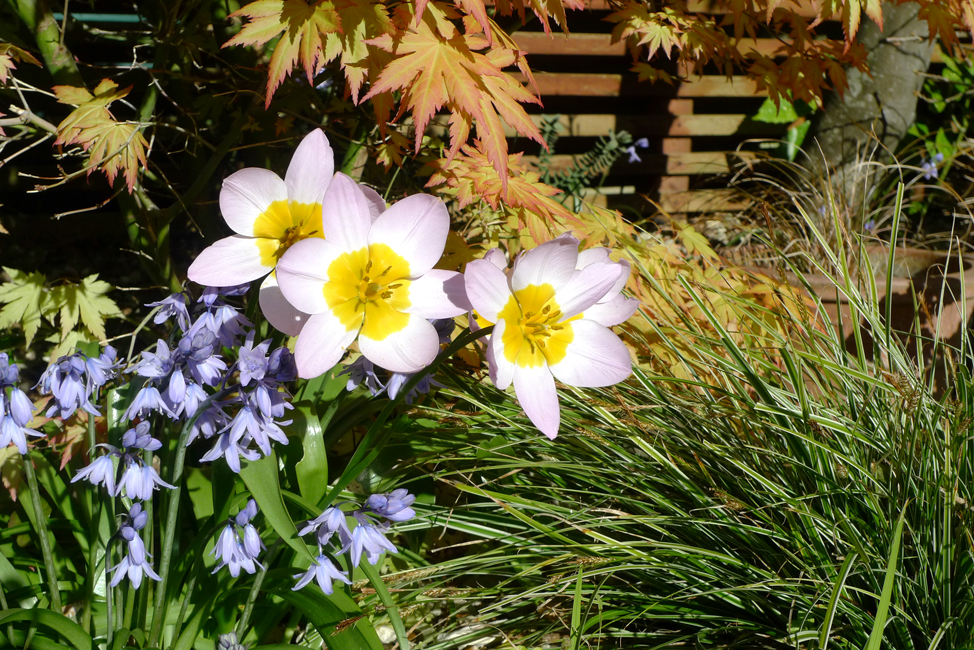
[427,140,583,244]
[224,0,342,108]
[365,3,544,195]
[53,79,148,192]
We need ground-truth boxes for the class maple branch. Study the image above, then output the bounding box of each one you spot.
[6,0,84,86]
[0,105,57,134]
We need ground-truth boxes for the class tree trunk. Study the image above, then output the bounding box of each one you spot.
[805,2,935,202]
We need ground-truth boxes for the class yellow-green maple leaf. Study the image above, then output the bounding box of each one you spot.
[0,43,40,85]
[224,0,342,107]
[0,267,47,347]
[53,79,147,192]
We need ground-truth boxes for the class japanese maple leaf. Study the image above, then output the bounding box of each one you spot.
[366,8,544,194]
[53,79,148,192]
[0,43,40,85]
[427,140,583,243]
[322,0,394,103]
[224,0,342,107]
[608,4,684,60]
[918,1,961,48]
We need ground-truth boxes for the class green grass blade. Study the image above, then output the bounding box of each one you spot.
[865,506,908,650]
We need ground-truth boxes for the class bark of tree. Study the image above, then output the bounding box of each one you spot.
[805,2,935,201]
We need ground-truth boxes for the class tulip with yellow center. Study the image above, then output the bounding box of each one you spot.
[275,174,471,378]
[187,129,384,336]
[464,235,636,439]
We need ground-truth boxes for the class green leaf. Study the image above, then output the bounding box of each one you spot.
[783,120,811,162]
[265,579,383,650]
[360,560,410,650]
[0,267,47,346]
[753,97,798,124]
[240,451,315,564]
[75,274,120,342]
[0,609,92,650]
[865,507,907,650]
[293,401,329,505]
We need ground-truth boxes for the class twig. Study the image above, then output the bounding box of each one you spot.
[0,107,58,134]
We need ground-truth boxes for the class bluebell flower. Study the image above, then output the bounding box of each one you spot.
[121,421,162,451]
[0,415,43,455]
[36,354,100,419]
[117,462,173,500]
[348,515,399,567]
[292,555,351,594]
[0,353,18,387]
[237,338,271,387]
[130,340,175,379]
[921,152,944,180]
[217,632,247,650]
[147,293,191,332]
[7,387,34,427]
[365,488,417,523]
[299,506,352,547]
[188,294,253,349]
[123,385,176,422]
[84,345,122,390]
[383,319,452,403]
[110,504,161,588]
[211,499,264,577]
[624,138,648,164]
[340,357,385,396]
[266,347,296,383]
[71,452,117,494]
[864,219,876,232]
[179,330,227,387]
[200,430,260,473]
[185,403,228,445]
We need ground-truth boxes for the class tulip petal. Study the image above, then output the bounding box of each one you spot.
[368,194,449,277]
[511,234,579,294]
[549,320,631,388]
[483,248,509,270]
[464,259,513,323]
[276,238,345,314]
[582,294,640,327]
[359,312,440,373]
[320,173,373,252]
[220,169,288,236]
[404,270,471,317]
[576,247,610,269]
[294,310,361,379]
[188,236,272,287]
[260,273,310,336]
[486,319,515,389]
[285,129,334,206]
[555,262,624,320]
[513,364,560,439]
[360,185,386,222]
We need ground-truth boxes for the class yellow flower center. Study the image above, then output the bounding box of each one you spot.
[322,243,412,340]
[254,199,324,266]
[497,284,575,368]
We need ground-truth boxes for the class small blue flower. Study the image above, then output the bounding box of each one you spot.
[116,459,174,500]
[71,452,118,494]
[123,385,176,422]
[0,415,43,455]
[110,504,160,589]
[200,430,260,473]
[121,421,162,451]
[84,345,122,390]
[348,517,399,567]
[179,330,227,387]
[7,387,34,427]
[863,219,876,232]
[147,293,191,332]
[624,138,649,164]
[365,488,417,523]
[0,354,19,387]
[36,354,100,419]
[217,633,247,650]
[921,152,944,180]
[292,555,351,594]
[211,500,264,577]
[340,357,385,396]
[299,506,352,547]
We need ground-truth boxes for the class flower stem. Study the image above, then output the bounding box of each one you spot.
[148,388,232,648]
[21,452,62,612]
[235,539,283,639]
[82,410,98,634]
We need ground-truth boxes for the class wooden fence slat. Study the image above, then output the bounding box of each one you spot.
[659,189,747,213]
[521,151,757,175]
[523,73,767,97]
[430,113,779,138]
